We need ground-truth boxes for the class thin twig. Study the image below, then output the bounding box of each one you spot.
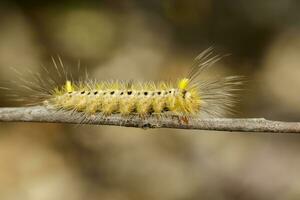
[0,106,299,133]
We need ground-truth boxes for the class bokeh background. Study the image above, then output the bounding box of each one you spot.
[0,1,300,199]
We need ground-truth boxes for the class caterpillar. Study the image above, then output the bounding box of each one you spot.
[5,48,242,119]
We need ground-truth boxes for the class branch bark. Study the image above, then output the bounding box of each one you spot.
[0,106,299,133]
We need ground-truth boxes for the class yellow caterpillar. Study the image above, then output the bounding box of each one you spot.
[8,48,243,118]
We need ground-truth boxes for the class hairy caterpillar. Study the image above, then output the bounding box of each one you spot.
[5,48,242,119]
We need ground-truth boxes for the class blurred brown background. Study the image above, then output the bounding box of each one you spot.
[0,0,300,200]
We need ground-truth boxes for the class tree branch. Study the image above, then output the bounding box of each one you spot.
[0,106,299,133]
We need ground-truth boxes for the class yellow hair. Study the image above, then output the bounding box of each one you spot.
[178,78,190,90]
[65,80,74,93]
